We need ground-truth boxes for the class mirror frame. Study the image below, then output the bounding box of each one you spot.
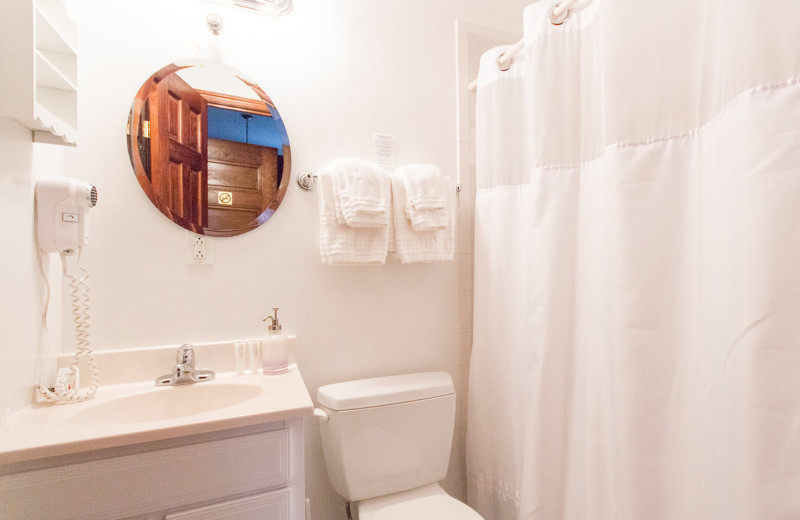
[127,61,291,237]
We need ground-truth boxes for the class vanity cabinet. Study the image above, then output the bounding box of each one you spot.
[0,0,78,145]
[0,418,305,520]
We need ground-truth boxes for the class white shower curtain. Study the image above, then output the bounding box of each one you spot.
[467,1,800,519]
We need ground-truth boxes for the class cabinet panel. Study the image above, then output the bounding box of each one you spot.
[166,489,289,520]
[0,428,290,520]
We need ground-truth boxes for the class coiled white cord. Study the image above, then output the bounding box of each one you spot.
[36,247,99,404]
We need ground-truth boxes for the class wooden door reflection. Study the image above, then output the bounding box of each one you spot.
[208,139,278,232]
[150,72,209,229]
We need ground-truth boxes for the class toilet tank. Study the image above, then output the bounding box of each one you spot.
[316,372,456,502]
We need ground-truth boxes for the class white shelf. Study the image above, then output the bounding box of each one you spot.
[34,98,77,144]
[0,0,77,145]
[35,6,77,55]
[36,50,77,91]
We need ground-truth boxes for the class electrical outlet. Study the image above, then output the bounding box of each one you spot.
[192,236,206,259]
[187,232,214,265]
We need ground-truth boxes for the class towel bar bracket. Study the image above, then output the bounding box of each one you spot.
[297,170,318,191]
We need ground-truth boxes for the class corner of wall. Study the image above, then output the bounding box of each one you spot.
[0,119,68,422]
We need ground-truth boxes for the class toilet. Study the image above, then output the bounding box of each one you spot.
[316,371,483,519]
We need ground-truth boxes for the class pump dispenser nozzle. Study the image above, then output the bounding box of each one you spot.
[262,307,282,332]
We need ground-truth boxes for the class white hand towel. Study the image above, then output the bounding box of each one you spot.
[400,164,446,209]
[318,168,389,265]
[332,172,346,224]
[396,164,449,231]
[390,174,456,263]
[329,158,391,228]
[407,176,450,231]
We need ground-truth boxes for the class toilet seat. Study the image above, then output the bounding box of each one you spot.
[355,483,484,520]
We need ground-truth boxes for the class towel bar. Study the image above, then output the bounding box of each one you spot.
[296,170,461,193]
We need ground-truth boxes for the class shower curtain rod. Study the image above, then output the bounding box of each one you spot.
[467,0,577,92]
[467,38,524,92]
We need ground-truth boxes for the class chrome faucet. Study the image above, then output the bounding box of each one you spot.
[155,344,216,386]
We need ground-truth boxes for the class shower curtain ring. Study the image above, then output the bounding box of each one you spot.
[548,3,571,25]
[496,52,512,72]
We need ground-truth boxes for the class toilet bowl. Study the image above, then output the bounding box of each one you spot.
[316,372,483,519]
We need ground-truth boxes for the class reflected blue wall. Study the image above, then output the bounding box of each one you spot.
[207,106,288,154]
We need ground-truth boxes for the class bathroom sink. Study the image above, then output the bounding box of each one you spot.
[71,382,264,425]
[1,341,314,466]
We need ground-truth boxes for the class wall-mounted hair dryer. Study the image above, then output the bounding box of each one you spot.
[35,178,98,255]
[34,178,100,405]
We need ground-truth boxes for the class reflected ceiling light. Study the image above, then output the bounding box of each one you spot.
[202,0,293,16]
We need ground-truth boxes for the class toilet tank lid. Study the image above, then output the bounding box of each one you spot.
[316,372,454,411]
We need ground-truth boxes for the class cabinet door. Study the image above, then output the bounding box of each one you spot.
[165,489,289,520]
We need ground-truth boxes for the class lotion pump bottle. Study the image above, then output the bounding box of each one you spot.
[262,307,289,374]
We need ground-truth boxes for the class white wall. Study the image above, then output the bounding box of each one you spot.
[0,121,70,422]
[56,1,527,518]
[0,121,37,422]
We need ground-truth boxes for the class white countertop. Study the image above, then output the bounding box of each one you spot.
[0,367,313,465]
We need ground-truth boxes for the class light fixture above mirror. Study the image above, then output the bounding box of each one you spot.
[201,0,293,16]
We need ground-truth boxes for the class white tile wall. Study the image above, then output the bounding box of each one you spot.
[454,20,519,495]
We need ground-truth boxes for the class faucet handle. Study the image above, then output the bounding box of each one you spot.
[176,344,196,365]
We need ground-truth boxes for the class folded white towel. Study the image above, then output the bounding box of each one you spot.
[332,172,345,224]
[390,174,456,263]
[407,176,450,231]
[328,157,391,228]
[400,163,446,209]
[396,164,449,231]
[408,206,448,231]
[318,168,389,265]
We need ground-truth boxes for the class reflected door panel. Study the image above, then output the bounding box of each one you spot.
[208,139,278,232]
[150,72,208,229]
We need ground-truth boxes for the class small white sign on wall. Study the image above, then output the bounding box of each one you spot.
[372,133,396,170]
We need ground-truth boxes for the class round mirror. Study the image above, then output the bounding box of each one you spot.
[127,60,291,236]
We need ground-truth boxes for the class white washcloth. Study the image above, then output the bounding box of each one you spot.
[407,176,450,231]
[328,158,391,228]
[390,174,456,263]
[318,168,389,265]
[401,164,446,209]
[396,164,449,231]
